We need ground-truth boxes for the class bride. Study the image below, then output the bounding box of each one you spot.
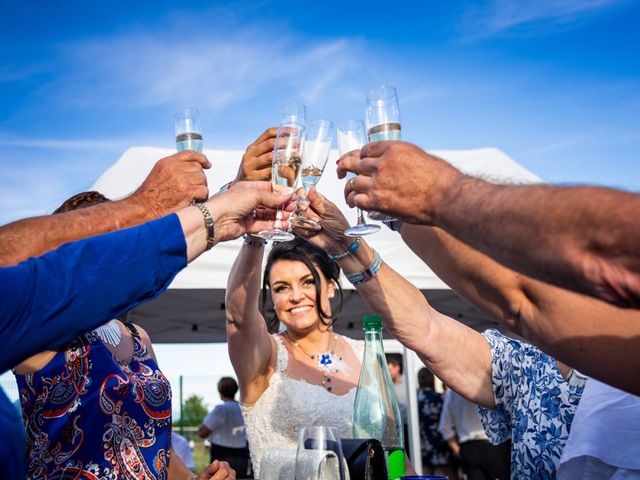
[225,236,364,475]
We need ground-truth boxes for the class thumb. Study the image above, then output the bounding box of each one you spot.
[306,187,326,213]
[255,188,292,209]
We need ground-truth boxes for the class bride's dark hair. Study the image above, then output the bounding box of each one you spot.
[260,237,343,334]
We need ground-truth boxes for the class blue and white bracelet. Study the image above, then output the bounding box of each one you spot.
[345,249,382,286]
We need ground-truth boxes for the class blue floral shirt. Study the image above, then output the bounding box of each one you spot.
[479,330,586,479]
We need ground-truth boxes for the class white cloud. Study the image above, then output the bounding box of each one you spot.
[44,26,365,113]
[461,0,626,39]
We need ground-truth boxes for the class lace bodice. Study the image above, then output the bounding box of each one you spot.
[241,334,363,477]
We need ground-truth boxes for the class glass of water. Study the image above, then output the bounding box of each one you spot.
[337,119,381,236]
[296,426,345,480]
[256,123,306,242]
[175,107,203,153]
[291,118,335,229]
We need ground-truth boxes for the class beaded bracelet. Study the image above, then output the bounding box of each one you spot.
[345,248,382,286]
[328,237,361,262]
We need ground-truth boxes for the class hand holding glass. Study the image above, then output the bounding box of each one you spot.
[291,119,334,229]
[337,120,380,236]
[175,107,203,153]
[256,124,305,242]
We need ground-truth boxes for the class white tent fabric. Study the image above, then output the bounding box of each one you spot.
[92,146,542,291]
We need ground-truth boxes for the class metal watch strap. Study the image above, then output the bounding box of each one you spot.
[195,203,215,251]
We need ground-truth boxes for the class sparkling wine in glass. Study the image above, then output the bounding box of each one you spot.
[256,124,306,242]
[337,120,380,237]
[282,101,307,127]
[291,118,334,229]
[175,107,203,153]
[365,86,401,222]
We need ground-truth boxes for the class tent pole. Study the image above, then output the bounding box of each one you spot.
[404,347,423,474]
[179,375,184,435]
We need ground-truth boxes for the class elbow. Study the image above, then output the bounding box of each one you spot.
[582,252,640,308]
[499,285,535,339]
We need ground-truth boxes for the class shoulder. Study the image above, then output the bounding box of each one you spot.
[482,329,553,370]
[340,335,363,355]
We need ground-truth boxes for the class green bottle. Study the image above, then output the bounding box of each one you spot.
[352,315,406,480]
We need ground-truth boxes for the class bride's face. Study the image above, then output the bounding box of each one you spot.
[269,259,334,333]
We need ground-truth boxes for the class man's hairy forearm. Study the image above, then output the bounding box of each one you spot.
[0,196,150,267]
[435,178,640,308]
[401,223,640,395]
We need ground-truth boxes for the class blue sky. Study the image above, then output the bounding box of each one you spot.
[1,0,638,227]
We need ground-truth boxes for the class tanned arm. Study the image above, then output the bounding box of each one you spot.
[0,150,211,266]
[342,141,640,308]
[401,223,640,395]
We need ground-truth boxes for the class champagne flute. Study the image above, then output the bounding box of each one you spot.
[291,119,334,229]
[282,102,307,126]
[256,123,306,242]
[337,120,381,236]
[175,107,203,153]
[296,426,346,480]
[365,86,400,222]
[365,85,401,141]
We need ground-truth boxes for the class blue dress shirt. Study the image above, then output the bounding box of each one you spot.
[0,213,187,480]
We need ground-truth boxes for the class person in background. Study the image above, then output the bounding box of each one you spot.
[172,432,196,472]
[386,353,410,457]
[416,368,452,478]
[199,377,250,477]
[438,389,510,480]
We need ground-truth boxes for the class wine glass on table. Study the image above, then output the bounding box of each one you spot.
[337,119,380,236]
[365,85,401,222]
[256,123,306,242]
[290,118,334,229]
[296,426,346,480]
[282,101,307,127]
[175,107,203,153]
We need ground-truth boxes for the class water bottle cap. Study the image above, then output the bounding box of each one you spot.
[363,315,382,330]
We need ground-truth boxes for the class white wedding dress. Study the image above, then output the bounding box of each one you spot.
[241,334,364,477]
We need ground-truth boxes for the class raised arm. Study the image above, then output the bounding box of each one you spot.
[0,150,211,267]
[400,223,640,395]
[225,241,276,404]
[296,189,495,408]
[0,181,291,372]
[341,141,640,308]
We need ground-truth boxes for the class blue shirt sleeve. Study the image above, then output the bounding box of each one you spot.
[0,213,187,372]
[478,329,519,445]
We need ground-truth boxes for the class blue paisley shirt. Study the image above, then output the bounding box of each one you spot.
[479,330,586,479]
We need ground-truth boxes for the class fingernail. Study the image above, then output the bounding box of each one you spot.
[336,159,340,165]
[278,187,293,195]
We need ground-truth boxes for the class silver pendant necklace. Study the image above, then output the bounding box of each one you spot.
[94,319,122,347]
